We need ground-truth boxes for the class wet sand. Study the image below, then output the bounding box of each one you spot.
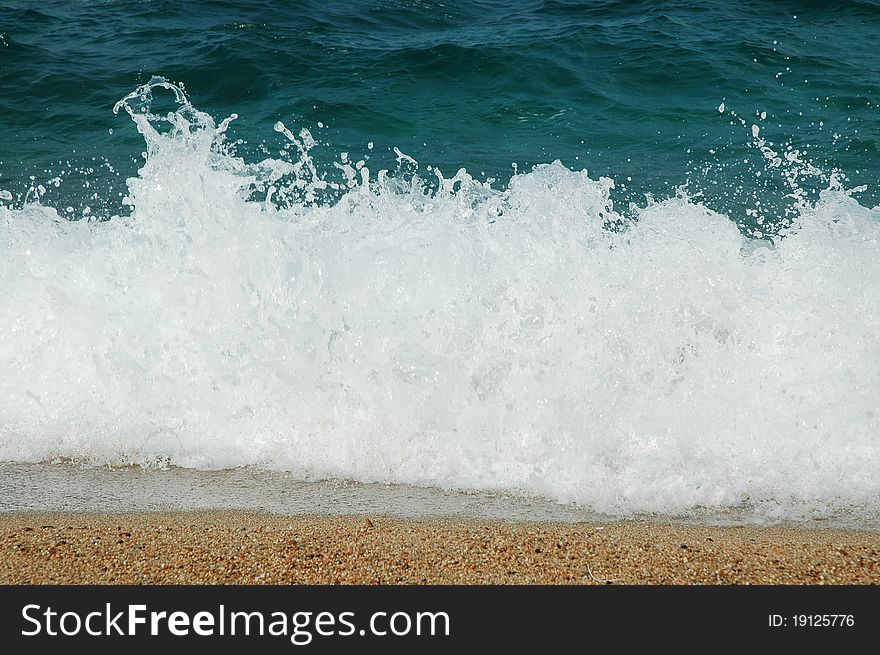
[1,511,878,584]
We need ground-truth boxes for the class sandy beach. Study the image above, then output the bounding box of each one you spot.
[1,511,877,584]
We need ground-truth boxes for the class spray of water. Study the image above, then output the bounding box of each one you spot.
[1,78,878,519]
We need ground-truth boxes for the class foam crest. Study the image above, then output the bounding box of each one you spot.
[1,81,878,519]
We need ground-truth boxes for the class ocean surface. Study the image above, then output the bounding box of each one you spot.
[1,1,879,525]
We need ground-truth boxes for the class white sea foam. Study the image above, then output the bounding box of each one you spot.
[1,80,878,518]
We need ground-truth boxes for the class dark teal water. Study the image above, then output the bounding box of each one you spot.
[1,0,878,225]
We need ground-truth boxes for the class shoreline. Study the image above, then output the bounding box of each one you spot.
[2,511,878,584]
[4,463,877,532]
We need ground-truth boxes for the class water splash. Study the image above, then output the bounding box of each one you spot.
[0,80,878,519]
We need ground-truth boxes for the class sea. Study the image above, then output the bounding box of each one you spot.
[1,0,878,529]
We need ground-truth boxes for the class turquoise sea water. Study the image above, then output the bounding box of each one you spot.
[1,1,879,522]
[2,0,879,222]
